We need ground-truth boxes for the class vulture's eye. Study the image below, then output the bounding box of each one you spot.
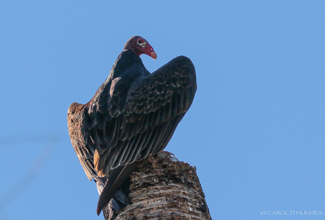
[137,39,147,47]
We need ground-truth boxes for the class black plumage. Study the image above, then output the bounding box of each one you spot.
[67,36,197,216]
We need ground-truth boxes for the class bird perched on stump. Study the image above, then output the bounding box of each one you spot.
[67,36,197,217]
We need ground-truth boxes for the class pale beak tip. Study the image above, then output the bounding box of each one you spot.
[150,51,157,60]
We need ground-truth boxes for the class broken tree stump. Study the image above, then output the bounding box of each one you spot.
[104,151,211,220]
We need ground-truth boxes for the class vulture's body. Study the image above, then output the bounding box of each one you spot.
[67,36,197,216]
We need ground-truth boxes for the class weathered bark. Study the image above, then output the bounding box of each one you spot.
[104,151,211,220]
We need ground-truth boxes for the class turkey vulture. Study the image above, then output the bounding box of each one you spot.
[67,36,197,216]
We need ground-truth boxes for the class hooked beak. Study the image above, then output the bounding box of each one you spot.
[150,51,157,60]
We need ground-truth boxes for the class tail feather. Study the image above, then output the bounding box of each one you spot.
[96,162,138,215]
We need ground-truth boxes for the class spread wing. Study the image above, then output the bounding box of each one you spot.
[68,56,196,180]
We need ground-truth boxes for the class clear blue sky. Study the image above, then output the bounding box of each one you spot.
[0,1,324,219]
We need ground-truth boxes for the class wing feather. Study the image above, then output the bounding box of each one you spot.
[138,126,160,160]
[121,134,141,165]
[128,134,144,164]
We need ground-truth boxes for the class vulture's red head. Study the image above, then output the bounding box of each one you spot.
[124,36,157,60]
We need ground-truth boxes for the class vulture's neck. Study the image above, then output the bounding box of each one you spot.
[108,50,144,79]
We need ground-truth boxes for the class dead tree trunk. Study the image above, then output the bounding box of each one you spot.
[103,151,211,220]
